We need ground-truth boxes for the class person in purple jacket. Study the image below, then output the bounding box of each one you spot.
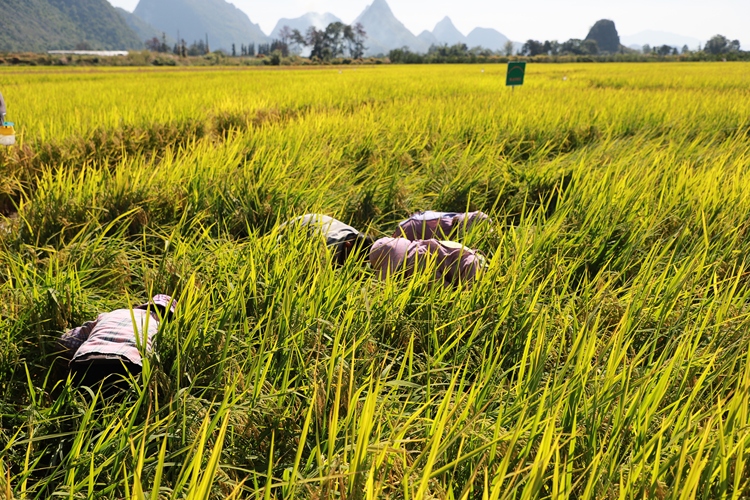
[369,238,486,286]
[59,294,177,392]
[0,91,6,124]
[393,211,491,241]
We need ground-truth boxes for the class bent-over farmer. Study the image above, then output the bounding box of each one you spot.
[281,214,374,266]
[0,90,6,124]
[394,211,491,241]
[370,237,485,286]
[59,294,177,392]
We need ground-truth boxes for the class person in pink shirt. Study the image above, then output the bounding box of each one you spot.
[369,238,485,286]
[59,294,177,392]
[394,211,491,241]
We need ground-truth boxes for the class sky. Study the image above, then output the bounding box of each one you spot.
[108,0,747,46]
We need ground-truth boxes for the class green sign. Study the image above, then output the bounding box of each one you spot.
[506,62,526,87]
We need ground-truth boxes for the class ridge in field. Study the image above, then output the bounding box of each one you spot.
[0,0,143,52]
[133,0,269,52]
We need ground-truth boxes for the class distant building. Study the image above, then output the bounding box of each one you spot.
[47,51,129,57]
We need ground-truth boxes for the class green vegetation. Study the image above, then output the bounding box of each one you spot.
[0,0,143,52]
[1,63,750,498]
[391,39,750,64]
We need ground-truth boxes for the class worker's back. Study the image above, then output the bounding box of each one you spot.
[280,214,368,266]
[290,214,362,247]
[394,211,490,241]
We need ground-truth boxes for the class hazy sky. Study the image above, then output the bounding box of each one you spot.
[108,0,747,45]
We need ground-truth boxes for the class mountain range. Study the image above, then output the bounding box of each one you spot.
[0,0,711,55]
[428,18,511,52]
[121,0,511,55]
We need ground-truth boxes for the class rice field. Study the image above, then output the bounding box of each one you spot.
[1,62,750,499]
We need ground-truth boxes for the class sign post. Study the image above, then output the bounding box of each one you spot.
[506,62,526,89]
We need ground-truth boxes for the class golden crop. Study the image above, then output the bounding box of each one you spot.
[1,62,750,498]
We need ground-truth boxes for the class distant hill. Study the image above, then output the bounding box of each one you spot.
[432,17,467,46]
[133,0,269,51]
[116,7,169,44]
[621,30,703,50]
[585,19,620,53]
[417,30,439,48]
[270,12,341,40]
[354,0,428,56]
[0,0,143,52]
[416,18,512,53]
[466,27,510,52]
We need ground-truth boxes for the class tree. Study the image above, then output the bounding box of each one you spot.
[292,22,368,61]
[503,40,514,56]
[656,45,673,56]
[325,22,348,58]
[681,45,690,54]
[270,39,289,57]
[347,23,368,59]
[232,43,236,57]
[521,39,545,56]
[302,27,327,59]
[581,40,598,55]
[702,35,740,55]
[278,26,293,47]
[187,39,208,56]
[642,44,651,55]
[428,43,470,58]
[560,39,592,55]
[146,37,161,52]
[148,34,168,53]
[388,47,424,63]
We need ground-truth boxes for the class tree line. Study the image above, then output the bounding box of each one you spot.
[144,29,744,64]
[518,34,742,57]
[390,33,746,64]
[144,22,367,62]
